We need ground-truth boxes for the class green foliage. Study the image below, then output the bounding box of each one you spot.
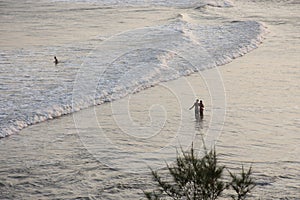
[144,146,256,200]
[228,166,256,200]
[144,146,226,200]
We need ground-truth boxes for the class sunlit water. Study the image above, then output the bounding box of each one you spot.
[0,0,299,199]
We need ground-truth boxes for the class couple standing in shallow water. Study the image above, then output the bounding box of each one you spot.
[189,99,204,120]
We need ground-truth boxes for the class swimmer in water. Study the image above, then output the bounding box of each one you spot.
[54,56,58,65]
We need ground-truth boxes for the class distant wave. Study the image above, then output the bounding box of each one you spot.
[47,0,234,8]
[0,20,267,138]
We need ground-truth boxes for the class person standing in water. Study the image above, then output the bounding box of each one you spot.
[189,99,200,120]
[199,100,205,119]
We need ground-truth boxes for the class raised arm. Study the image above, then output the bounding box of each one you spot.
[189,103,195,110]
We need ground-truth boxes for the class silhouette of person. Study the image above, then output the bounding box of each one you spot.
[199,100,205,119]
[189,99,200,120]
[54,56,58,65]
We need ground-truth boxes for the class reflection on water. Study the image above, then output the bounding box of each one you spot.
[195,118,204,133]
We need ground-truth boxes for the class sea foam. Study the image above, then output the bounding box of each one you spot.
[0,20,267,138]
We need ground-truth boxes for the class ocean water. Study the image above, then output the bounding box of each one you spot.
[0,0,299,199]
[0,0,265,138]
